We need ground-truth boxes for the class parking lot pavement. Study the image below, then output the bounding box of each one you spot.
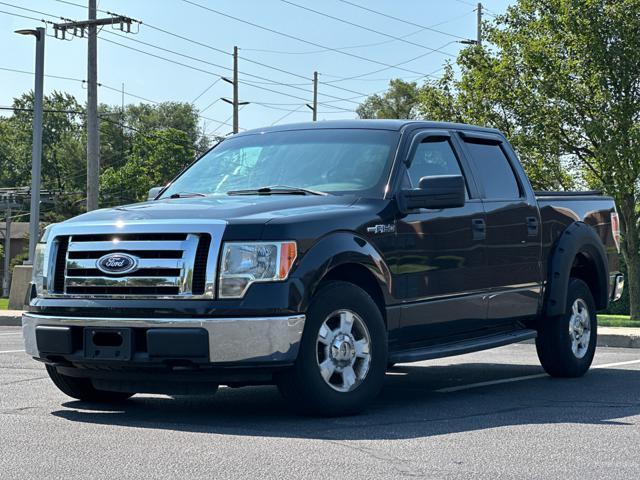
[1,325,639,480]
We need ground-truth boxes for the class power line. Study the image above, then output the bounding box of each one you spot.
[99,28,371,101]
[50,0,435,102]
[53,0,378,99]
[97,34,359,108]
[241,9,475,55]
[270,104,306,126]
[0,64,234,127]
[0,8,46,23]
[191,77,222,104]
[336,0,473,41]
[0,1,70,21]
[320,50,450,85]
[280,0,459,56]
[181,0,435,78]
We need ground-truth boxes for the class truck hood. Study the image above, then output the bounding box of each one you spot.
[65,194,362,224]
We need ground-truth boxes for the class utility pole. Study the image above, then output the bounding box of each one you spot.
[52,5,136,211]
[86,0,99,211]
[306,71,318,121]
[221,46,249,134]
[3,201,11,298]
[15,27,45,264]
[477,2,483,46]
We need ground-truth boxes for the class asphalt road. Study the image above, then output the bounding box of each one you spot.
[2,325,640,480]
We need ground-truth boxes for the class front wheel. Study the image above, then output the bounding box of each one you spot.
[277,281,387,416]
[536,278,597,377]
[46,365,134,402]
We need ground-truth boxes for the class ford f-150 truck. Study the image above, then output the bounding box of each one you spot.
[23,120,624,416]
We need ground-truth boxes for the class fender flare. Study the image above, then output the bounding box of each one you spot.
[544,221,609,316]
[290,231,393,312]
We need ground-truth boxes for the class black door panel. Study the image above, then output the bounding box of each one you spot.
[458,133,543,321]
[394,131,489,343]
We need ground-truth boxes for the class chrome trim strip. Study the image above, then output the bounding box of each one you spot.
[67,258,184,270]
[67,240,186,252]
[22,312,306,363]
[65,276,181,288]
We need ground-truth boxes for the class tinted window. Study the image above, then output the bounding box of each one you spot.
[465,142,520,199]
[407,139,464,187]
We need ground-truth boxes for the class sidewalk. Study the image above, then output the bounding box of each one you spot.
[2,310,640,348]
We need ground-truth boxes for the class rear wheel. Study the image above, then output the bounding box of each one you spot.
[278,281,387,416]
[536,278,597,377]
[46,365,134,402]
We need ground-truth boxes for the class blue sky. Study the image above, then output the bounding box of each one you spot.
[1,0,513,138]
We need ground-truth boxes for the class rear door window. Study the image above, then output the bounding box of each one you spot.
[464,141,521,200]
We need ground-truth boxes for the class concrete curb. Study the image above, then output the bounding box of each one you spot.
[598,327,640,349]
[2,311,640,348]
[0,311,23,327]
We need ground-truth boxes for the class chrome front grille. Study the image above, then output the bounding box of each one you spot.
[44,220,226,299]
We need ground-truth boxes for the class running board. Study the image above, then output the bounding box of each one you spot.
[389,329,537,364]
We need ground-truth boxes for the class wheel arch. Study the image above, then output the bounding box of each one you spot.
[544,221,609,316]
[292,232,393,322]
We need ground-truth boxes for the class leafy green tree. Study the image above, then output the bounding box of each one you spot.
[100,128,196,204]
[3,91,85,193]
[356,79,420,119]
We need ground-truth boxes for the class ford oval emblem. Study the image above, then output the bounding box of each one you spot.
[96,253,138,275]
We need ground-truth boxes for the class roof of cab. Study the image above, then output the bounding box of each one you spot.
[234,119,501,136]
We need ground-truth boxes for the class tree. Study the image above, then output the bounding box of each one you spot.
[356,79,420,119]
[358,0,640,319]
[100,128,196,204]
[0,91,85,193]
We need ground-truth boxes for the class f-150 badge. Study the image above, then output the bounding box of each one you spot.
[367,224,395,234]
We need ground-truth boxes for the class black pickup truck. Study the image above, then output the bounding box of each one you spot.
[23,120,624,415]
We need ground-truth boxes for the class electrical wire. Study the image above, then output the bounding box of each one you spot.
[242,9,475,55]
[181,0,434,78]
[280,0,458,56]
[270,104,306,126]
[336,0,472,41]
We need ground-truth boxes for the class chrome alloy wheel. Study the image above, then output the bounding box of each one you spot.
[316,309,372,393]
[569,298,591,359]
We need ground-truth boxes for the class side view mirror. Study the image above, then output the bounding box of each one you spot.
[147,186,163,201]
[399,175,465,212]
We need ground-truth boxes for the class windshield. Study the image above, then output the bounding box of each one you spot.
[159,128,400,198]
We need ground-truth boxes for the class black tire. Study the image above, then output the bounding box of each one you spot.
[46,365,134,402]
[277,281,387,416]
[536,278,597,378]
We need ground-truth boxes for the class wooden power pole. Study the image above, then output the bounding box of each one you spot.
[52,3,136,211]
[306,71,318,121]
[221,46,249,134]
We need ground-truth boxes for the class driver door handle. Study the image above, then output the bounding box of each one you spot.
[472,218,486,241]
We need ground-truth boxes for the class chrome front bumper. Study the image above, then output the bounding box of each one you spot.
[22,312,305,364]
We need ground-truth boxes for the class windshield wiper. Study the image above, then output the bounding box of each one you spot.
[168,192,207,199]
[227,185,328,196]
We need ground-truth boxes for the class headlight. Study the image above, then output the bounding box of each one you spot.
[32,226,53,297]
[219,241,297,298]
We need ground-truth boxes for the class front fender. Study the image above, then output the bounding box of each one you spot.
[290,231,393,311]
[544,221,609,316]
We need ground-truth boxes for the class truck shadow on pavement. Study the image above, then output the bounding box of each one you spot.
[50,362,640,440]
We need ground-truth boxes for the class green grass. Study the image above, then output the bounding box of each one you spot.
[598,314,640,328]
[0,298,8,310]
